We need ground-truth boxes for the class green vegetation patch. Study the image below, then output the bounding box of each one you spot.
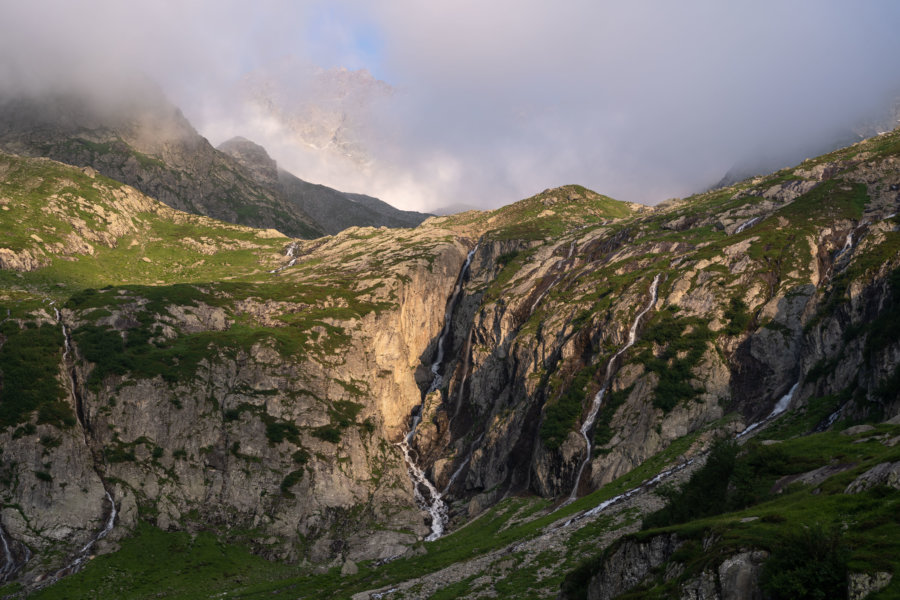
[31,522,300,600]
[541,364,595,450]
[634,306,713,412]
[723,297,751,336]
[760,524,849,600]
[477,185,634,242]
[566,424,900,600]
[641,439,792,529]
[0,319,72,429]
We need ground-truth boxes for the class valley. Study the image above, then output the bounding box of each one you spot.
[0,114,898,599]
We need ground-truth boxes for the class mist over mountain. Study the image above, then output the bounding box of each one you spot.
[0,83,428,237]
[3,2,900,211]
[0,3,899,599]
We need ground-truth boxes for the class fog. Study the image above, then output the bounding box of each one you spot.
[2,0,900,211]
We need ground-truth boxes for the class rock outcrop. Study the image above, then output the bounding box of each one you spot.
[585,534,683,600]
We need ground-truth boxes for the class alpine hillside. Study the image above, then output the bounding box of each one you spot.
[0,123,898,600]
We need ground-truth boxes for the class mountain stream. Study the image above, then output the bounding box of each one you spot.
[568,274,661,501]
[399,245,478,541]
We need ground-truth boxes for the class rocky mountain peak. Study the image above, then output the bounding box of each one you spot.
[217,136,279,187]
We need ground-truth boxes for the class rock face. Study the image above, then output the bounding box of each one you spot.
[678,551,767,600]
[845,461,900,493]
[216,136,280,188]
[848,571,893,600]
[407,168,900,522]
[562,532,767,600]
[585,534,682,600]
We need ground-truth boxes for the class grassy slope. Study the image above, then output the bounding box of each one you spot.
[567,424,900,600]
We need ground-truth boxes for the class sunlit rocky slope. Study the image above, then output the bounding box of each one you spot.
[0,125,898,599]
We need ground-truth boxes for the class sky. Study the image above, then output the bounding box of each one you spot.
[2,1,900,212]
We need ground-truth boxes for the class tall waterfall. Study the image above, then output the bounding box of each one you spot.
[399,245,477,541]
[569,274,661,500]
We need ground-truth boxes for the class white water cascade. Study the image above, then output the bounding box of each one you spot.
[399,245,478,541]
[819,403,845,431]
[561,458,695,528]
[268,241,302,273]
[52,490,117,579]
[737,379,800,439]
[839,232,854,255]
[529,272,562,316]
[0,523,21,582]
[54,307,85,440]
[562,370,802,524]
[441,433,485,497]
[734,216,762,235]
[50,306,118,580]
[568,274,661,501]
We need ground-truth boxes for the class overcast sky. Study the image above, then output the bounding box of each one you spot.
[2,1,900,212]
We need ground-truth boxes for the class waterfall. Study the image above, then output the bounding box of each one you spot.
[568,274,660,501]
[441,433,485,496]
[563,368,799,523]
[49,306,118,581]
[529,272,563,316]
[425,246,477,395]
[734,216,762,234]
[562,458,695,528]
[399,245,478,541]
[269,241,302,273]
[51,491,117,580]
[737,378,800,439]
[0,522,23,583]
[835,232,854,258]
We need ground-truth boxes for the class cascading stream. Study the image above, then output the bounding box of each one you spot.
[49,305,118,581]
[737,378,800,439]
[441,433,485,497]
[561,375,801,524]
[0,523,24,583]
[268,241,302,273]
[568,274,660,501]
[51,490,118,580]
[734,216,762,235]
[399,245,478,541]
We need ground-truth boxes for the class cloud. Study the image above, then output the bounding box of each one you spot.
[2,1,899,211]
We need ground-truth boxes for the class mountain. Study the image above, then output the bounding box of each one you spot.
[237,61,393,168]
[0,127,898,599]
[217,136,431,234]
[0,83,426,240]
